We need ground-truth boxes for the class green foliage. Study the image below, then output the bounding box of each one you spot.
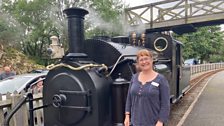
[174,26,224,63]
[2,0,224,65]
[2,0,58,63]
[209,54,224,63]
[86,0,125,38]
[0,14,21,47]
[1,0,125,65]
[1,47,45,74]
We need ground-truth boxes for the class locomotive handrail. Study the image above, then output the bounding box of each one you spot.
[155,59,171,62]
[61,106,91,112]
[46,63,108,71]
[107,54,136,77]
[59,90,91,96]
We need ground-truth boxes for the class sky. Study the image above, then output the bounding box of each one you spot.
[123,0,224,31]
[122,0,161,7]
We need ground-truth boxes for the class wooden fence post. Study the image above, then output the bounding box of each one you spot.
[0,93,4,126]
[11,92,28,126]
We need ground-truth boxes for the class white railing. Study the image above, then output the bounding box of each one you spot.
[190,62,224,75]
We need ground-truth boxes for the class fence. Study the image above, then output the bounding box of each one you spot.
[190,62,224,75]
[0,62,224,125]
[0,91,43,126]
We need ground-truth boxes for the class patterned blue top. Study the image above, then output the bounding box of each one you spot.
[125,73,170,126]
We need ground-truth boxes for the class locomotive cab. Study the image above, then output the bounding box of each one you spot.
[144,32,190,103]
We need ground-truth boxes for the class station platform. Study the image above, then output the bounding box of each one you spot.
[179,71,224,126]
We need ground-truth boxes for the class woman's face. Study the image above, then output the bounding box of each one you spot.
[137,55,153,71]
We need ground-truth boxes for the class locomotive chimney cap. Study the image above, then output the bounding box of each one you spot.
[63,7,89,18]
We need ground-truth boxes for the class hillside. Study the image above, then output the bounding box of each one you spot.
[0,45,45,74]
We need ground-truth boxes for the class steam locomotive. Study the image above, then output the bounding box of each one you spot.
[41,7,190,126]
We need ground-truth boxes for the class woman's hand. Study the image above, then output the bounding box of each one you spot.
[124,115,130,126]
[155,120,163,126]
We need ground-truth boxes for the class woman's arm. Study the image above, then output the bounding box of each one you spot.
[124,113,130,126]
[124,75,134,126]
[158,75,170,123]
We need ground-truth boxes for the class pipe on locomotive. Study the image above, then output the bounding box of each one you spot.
[63,8,89,57]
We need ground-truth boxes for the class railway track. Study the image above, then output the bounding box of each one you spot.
[167,69,224,126]
[184,69,223,94]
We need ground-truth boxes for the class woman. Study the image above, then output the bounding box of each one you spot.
[124,49,170,126]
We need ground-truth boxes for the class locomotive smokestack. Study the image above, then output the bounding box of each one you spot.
[63,8,89,57]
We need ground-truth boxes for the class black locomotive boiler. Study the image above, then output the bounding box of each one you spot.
[42,7,190,126]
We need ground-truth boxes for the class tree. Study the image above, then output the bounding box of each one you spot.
[86,0,125,37]
[2,0,59,64]
[2,0,125,65]
[0,12,22,47]
[174,26,224,63]
[47,0,125,38]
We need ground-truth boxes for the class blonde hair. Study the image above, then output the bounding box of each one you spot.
[136,49,153,61]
